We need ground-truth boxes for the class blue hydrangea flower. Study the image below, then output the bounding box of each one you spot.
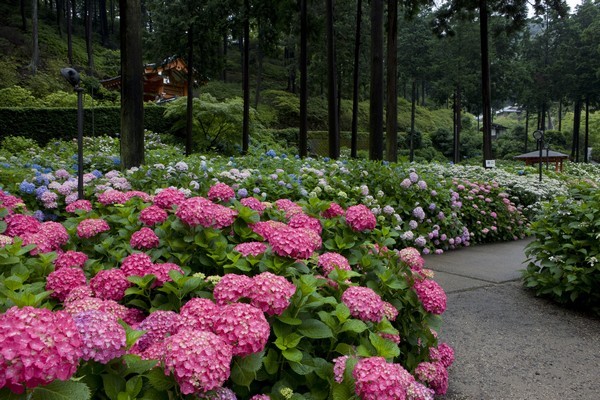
[19,180,36,194]
[35,186,48,199]
[266,149,277,157]
[91,170,103,178]
[33,210,45,221]
[237,188,248,198]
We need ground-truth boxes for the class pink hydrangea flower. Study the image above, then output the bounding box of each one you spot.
[333,355,349,383]
[64,285,94,304]
[213,274,253,305]
[0,190,25,214]
[130,227,160,249]
[414,361,449,395]
[398,247,425,271]
[249,272,297,316]
[120,253,154,278]
[345,204,377,231]
[150,262,184,287]
[176,197,237,229]
[201,387,238,400]
[208,182,235,202]
[54,250,88,269]
[268,226,321,259]
[274,199,303,217]
[134,310,181,352]
[63,296,105,314]
[154,187,186,210]
[318,252,351,277]
[233,242,267,257]
[176,298,219,332]
[406,380,435,400]
[213,303,270,357]
[163,329,233,395]
[38,221,69,248]
[0,234,13,247]
[46,267,87,301]
[20,232,54,255]
[73,310,126,363]
[122,307,146,328]
[341,286,385,323]
[97,190,128,205]
[429,342,454,368]
[125,190,153,203]
[0,306,83,394]
[352,357,414,400]
[250,395,271,400]
[322,202,345,219]
[65,199,92,213]
[90,269,131,301]
[288,213,322,235]
[140,205,168,226]
[251,220,286,241]
[413,279,447,315]
[77,218,110,239]
[382,301,398,321]
[210,204,238,229]
[379,332,401,344]
[240,197,266,214]
[4,214,40,237]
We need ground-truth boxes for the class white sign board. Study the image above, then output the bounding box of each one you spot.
[485,159,496,168]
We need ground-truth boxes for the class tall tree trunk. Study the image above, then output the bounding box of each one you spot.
[571,99,581,162]
[369,0,384,160]
[540,103,546,132]
[56,0,62,37]
[479,0,493,166]
[524,109,529,152]
[222,30,227,82]
[326,0,339,159]
[85,0,95,75]
[242,0,250,154]
[350,0,362,158]
[186,25,194,156]
[410,80,416,162]
[30,0,39,74]
[558,101,562,131]
[99,0,108,46]
[385,0,397,162]
[299,0,308,158]
[67,0,73,65]
[119,0,144,168]
[21,0,27,31]
[110,0,115,33]
[421,80,426,106]
[454,84,461,164]
[254,19,263,108]
[584,96,589,163]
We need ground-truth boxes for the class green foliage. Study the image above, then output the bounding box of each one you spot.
[0,86,41,107]
[523,182,600,315]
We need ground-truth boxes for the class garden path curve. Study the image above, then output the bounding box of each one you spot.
[424,238,600,400]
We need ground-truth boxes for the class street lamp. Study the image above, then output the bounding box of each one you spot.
[533,129,544,183]
[60,67,84,200]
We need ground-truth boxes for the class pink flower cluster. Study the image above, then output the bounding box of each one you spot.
[77,218,110,239]
[140,205,168,226]
[120,252,155,277]
[429,342,455,368]
[65,199,92,213]
[213,303,270,356]
[176,197,238,229]
[97,190,128,205]
[406,380,435,400]
[154,187,186,209]
[54,250,88,269]
[398,247,425,271]
[134,310,181,353]
[0,190,25,214]
[414,361,449,395]
[268,226,321,259]
[130,227,160,249]
[176,298,220,332]
[240,197,266,214]
[274,199,303,217]
[46,267,87,301]
[333,355,349,383]
[73,310,126,363]
[163,329,233,395]
[213,272,296,316]
[413,279,447,315]
[4,214,40,237]
[352,357,414,400]
[341,286,385,323]
[251,220,286,240]
[317,252,351,277]
[322,202,345,219]
[345,204,377,231]
[0,306,83,394]
[207,182,235,202]
[382,301,399,321]
[90,269,131,301]
[233,241,267,257]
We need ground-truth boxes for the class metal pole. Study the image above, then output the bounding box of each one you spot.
[538,138,543,183]
[546,146,549,171]
[76,86,84,199]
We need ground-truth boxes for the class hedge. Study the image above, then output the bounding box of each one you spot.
[0,106,172,144]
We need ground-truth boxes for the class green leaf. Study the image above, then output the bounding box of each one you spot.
[122,354,158,375]
[231,353,263,387]
[276,316,303,325]
[125,376,143,397]
[263,348,280,375]
[0,388,24,399]
[102,374,126,400]
[332,381,353,400]
[30,380,91,400]
[341,319,368,334]
[369,332,400,359]
[0,256,20,265]
[146,368,174,391]
[298,318,333,339]
[335,303,351,322]
[282,348,303,363]
[236,351,264,372]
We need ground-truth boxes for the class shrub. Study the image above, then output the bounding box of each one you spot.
[522,182,600,315]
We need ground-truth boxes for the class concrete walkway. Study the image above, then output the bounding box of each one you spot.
[424,238,600,400]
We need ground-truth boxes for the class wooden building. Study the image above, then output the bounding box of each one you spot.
[100,56,189,102]
[514,150,570,172]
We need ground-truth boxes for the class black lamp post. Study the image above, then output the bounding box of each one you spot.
[60,68,84,200]
[533,129,544,182]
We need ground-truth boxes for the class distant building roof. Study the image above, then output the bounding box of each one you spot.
[514,150,569,159]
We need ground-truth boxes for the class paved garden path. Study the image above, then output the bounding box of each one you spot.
[424,238,600,400]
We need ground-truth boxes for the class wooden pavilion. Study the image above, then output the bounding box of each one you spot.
[100,56,189,102]
[513,150,570,172]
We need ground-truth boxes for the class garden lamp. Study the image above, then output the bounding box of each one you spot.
[533,130,544,183]
[61,67,84,200]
